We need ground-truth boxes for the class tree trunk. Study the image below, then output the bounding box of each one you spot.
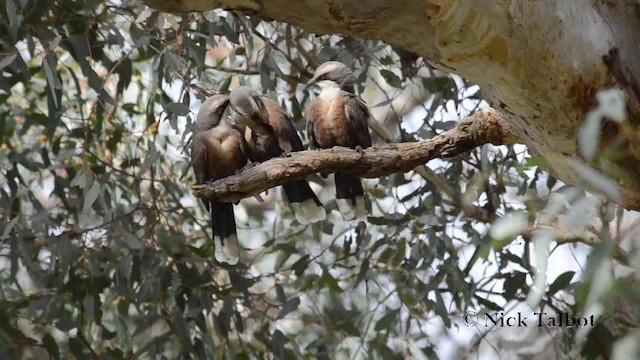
[146,0,640,210]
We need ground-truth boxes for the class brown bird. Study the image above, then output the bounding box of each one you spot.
[191,94,247,265]
[306,62,372,221]
[228,86,326,224]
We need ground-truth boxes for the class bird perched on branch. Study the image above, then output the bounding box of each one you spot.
[191,94,246,265]
[306,61,372,221]
[228,86,326,224]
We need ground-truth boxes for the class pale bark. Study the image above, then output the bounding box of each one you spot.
[147,0,640,209]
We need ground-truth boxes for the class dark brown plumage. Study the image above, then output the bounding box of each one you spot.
[229,86,325,224]
[306,62,372,220]
[191,94,246,265]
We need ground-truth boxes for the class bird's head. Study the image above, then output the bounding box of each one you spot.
[228,86,269,129]
[306,61,355,93]
[195,93,230,131]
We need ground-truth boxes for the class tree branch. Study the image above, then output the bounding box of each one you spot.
[192,108,518,202]
[149,0,640,209]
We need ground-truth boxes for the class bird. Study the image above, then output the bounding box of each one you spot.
[305,61,372,221]
[191,94,247,265]
[228,86,326,224]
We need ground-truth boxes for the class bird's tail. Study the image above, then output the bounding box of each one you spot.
[211,202,240,265]
[283,180,326,224]
[335,172,367,221]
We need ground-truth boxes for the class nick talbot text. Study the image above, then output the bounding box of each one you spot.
[463,311,596,328]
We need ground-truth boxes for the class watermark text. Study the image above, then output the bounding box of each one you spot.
[462,311,596,328]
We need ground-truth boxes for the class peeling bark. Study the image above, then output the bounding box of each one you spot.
[192,108,517,202]
[147,0,640,209]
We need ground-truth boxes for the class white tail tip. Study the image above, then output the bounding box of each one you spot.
[291,200,326,224]
[214,234,239,265]
[355,196,366,221]
[336,196,366,221]
[337,198,357,221]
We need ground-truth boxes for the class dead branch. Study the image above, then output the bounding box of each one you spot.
[192,108,518,203]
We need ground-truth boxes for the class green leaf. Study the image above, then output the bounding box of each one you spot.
[368,213,409,226]
[133,35,151,48]
[82,180,100,214]
[276,284,286,304]
[163,50,183,72]
[166,102,190,116]
[353,258,369,288]
[321,268,343,293]
[42,333,60,360]
[69,35,91,75]
[548,271,575,296]
[315,47,339,64]
[1,217,19,241]
[220,15,240,44]
[380,56,394,66]
[391,240,406,268]
[171,307,193,351]
[276,297,300,320]
[43,55,61,103]
[433,290,451,328]
[374,308,400,331]
[264,53,285,78]
[5,0,19,38]
[500,251,525,267]
[476,296,502,311]
[339,322,361,337]
[269,330,286,360]
[274,243,298,254]
[380,69,402,88]
[116,58,133,95]
[291,255,309,277]
[378,247,394,264]
[503,271,526,300]
[0,54,17,72]
[68,338,85,359]
[70,170,87,189]
[122,232,143,250]
[260,56,275,90]
[581,323,617,359]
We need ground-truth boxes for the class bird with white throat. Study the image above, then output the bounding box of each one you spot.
[191,94,246,265]
[228,86,326,225]
[305,62,372,221]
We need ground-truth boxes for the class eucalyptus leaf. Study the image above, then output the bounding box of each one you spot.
[166,102,190,116]
[276,297,300,320]
[82,180,100,214]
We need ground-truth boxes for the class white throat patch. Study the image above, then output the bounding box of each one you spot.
[317,80,342,99]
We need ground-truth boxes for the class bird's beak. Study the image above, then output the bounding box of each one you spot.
[228,105,251,127]
[213,97,230,116]
[304,76,319,92]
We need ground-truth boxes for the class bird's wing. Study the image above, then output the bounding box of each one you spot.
[191,132,210,185]
[306,99,322,149]
[262,96,304,153]
[344,93,373,148]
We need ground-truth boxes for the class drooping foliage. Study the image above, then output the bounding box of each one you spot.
[1,1,638,359]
